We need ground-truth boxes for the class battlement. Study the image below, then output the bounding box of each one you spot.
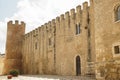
[83,2,88,9]
[70,8,75,15]
[56,17,60,22]
[60,14,65,20]
[51,19,55,27]
[7,20,25,26]
[76,5,81,12]
[25,1,89,37]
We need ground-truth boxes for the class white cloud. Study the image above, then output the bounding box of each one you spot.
[0,0,89,53]
[0,21,7,53]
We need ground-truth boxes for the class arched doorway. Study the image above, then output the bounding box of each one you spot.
[76,56,81,76]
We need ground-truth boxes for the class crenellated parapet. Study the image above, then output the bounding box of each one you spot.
[60,14,65,30]
[13,1,89,41]
[76,5,82,24]
[51,19,56,33]
[7,20,26,40]
[60,14,65,20]
[55,17,60,33]
[51,19,55,27]
[65,11,70,21]
[47,21,51,32]
[82,2,89,29]
[65,11,70,28]
[56,17,60,22]
[70,8,76,19]
[7,20,25,27]
[83,2,88,10]
[76,5,81,13]
[6,1,90,75]
[23,1,90,53]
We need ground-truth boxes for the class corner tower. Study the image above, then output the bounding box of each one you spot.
[3,20,25,74]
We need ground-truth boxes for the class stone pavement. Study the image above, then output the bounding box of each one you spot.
[0,75,96,80]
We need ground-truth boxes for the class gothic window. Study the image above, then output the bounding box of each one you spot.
[114,45,120,54]
[76,24,80,35]
[115,5,120,21]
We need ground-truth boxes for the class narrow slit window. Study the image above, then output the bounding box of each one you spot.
[78,24,80,34]
[49,38,52,46]
[76,24,81,35]
[35,42,37,49]
[76,24,78,35]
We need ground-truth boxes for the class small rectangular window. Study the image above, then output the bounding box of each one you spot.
[114,46,120,54]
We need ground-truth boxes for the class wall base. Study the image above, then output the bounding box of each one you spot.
[3,59,22,75]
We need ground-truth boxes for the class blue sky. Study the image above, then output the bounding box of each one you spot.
[0,0,19,21]
[0,0,89,54]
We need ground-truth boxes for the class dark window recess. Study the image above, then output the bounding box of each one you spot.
[76,24,78,34]
[117,6,120,21]
[76,24,81,35]
[114,46,119,54]
[76,56,81,76]
[87,14,90,24]
[85,27,87,29]
[35,42,37,49]
[78,24,80,34]
[115,6,120,21]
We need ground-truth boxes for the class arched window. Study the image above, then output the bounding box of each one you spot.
[76,56,81,75]
[117,6,120,21]
[115,5,120,21]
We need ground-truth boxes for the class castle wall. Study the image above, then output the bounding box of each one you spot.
[93,0,120,79]
[21,1,93,76]
[4,0,120,78]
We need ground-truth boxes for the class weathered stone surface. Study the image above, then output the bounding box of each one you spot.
[0,54,5,75]
[93,0,120,79]
[3,20,25,74]
[2,0,120,80]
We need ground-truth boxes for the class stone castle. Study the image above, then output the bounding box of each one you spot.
[2,0,120,79]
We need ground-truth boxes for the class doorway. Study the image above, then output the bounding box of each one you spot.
[76,56,81,76]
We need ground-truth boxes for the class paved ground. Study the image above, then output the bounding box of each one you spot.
[0,75,96,80]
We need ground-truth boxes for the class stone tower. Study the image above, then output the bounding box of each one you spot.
[3,20,25,74]
[93,0,120,79]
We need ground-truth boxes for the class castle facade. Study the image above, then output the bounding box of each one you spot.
[3,0,120,79]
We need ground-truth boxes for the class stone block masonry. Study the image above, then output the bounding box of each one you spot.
[3,0,120,80]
